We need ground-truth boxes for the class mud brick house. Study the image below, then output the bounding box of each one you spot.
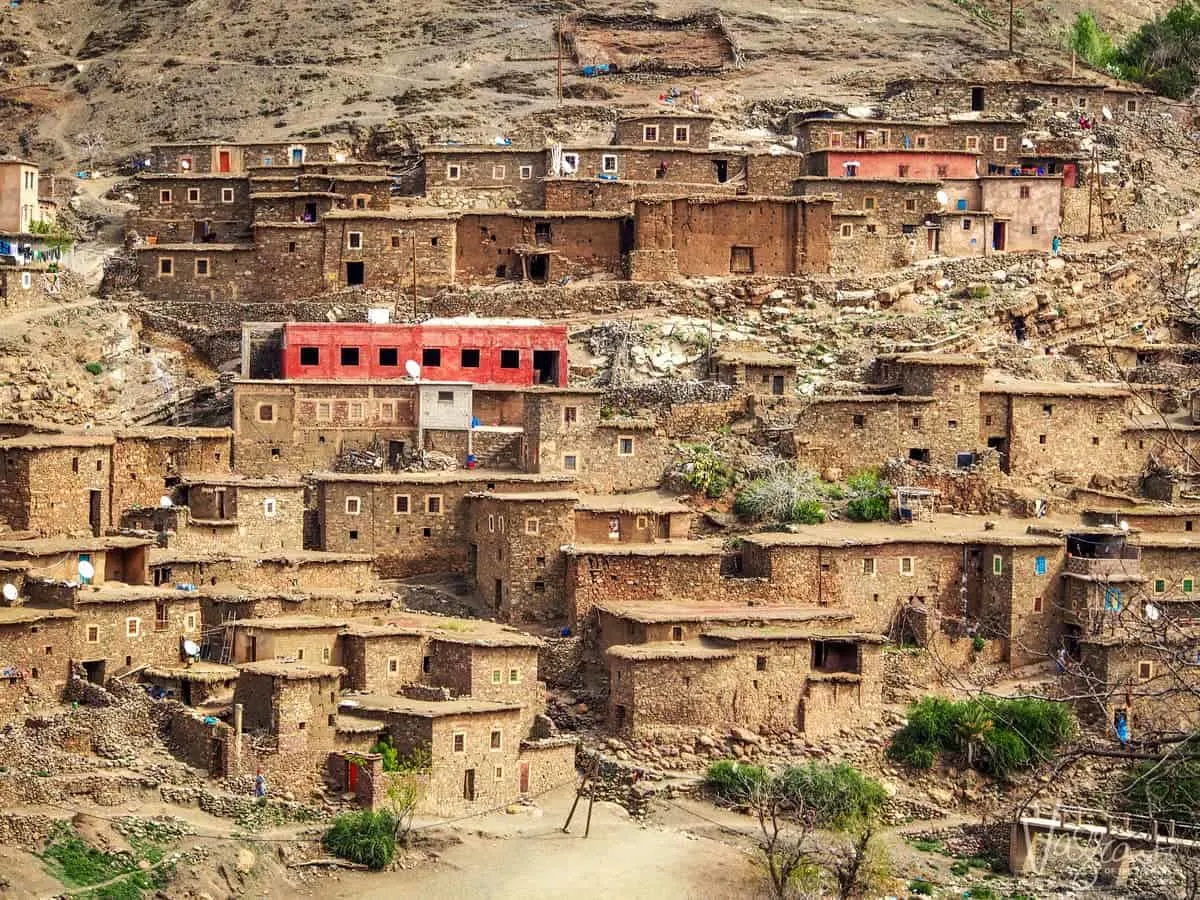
[0,159,42,235]
[1082,505,1200,533]
[628,196,833,279]
[198,589,396,635]
[806,148,981,180]
[0,606,79,714]
[317,209,456,293]
[143,662,238,707]
[108,427,234,521]
[455,210,628,284]
[313,471,575,578]
[614,113,714,148]
[150,140,351,174]
[0,536,151,586]
[230,616,342,665]
[466,490,578,622]
[0,266,61,318]
[422,147,549,209]
[0,433,115,536]
[711,348,798,396]
[605,627,885,738]
[148,548,375,594]
[71,584,203,681]
[880,76,1151,120]
[574,493,692,544]
[130,175,252,244]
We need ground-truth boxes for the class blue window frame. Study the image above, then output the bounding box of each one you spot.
[1104,587,1123,612]
[1035,556,1047,576]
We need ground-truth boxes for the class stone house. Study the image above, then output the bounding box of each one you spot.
[0,536,151,586]
[319,209,456,293]
[574,493,692,544]
[0,606,78,713]
[880,77,1151,121]
[148,548,375,594]
[0,433,115,536]
[455,211,629,285]
[605,627,884,738]
[711,348,798,396]
[230,616,342,665]
[422,147,550,209]
[613,113,714,149]
[790,116,1026,170]
[313,471,575,578]
[108,427,233,521]
[72,584,203,681]
[149,140,350,174]
[0,266,62,318]
[170,476,307,553]
[0,158,41,234]
[130,174,252,244]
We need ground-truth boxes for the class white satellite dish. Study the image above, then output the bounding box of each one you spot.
[936,190,949,207]
[1,584,16,602]
[183,639,201,657]
[1102,105,1112,120]
[404,359,421,380]
[159,495,173,508]
[77,560,95,580]
[1119,520,1130,532]
[1145,603,1161,622]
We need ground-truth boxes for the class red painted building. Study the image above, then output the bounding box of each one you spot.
[279,319,569,386]
[807,149,981,180]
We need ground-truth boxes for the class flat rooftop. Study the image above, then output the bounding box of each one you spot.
[342,614,542,647]
[466,490,581,503]
[607,642,735,661]
[596,603,853,624]
[744,515,1066,549]
[704,626,885,643]
[340,694,521,718]
[575,491,691,514]
[981,376,1130,398]
[233,615,346,631]
[143,662,238,683]
[567,539,726,558]
[0,536,152,555]
[239,661,344,679]
[0,433,115,449]
[148,549,373,565]
[311,471,575,485]
[0,606,77,625]
[180,475,305,488]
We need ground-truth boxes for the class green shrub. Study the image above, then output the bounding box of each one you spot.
[369,735,399,772]
[950,859,970,876]
[845,470,891,522]
[733,467,826,524]
[968,285,991,300]
[681,445,734,499]
[909,878,935,895]
[909,837,944,853]
[704,760,768,804]
[85,362,103,376]
[971,635,986,653]
[790,498,827,524]
[323,810,399,870]
[776,761,886,831]
[1123,732,1200,823]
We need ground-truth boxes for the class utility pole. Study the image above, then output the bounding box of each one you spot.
[556,15,564,106]
[1008,0,1015,54]
[411,233,418,320]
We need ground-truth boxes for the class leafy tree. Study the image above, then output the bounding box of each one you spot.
[845,470,890,522]
[1067,11,1116,67]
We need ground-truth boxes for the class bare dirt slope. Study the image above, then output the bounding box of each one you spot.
[0,0,1174,165]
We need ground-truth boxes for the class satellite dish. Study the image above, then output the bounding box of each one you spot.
[1145,603,1161,622]
[159,495,173,508]
[404,360,421,380]
[1119,520,1130,532]
[936,190,949,207]
[1,584,16,602]
[183,639,201,657]
[1102,105,1112,120]
[77,560,95,580]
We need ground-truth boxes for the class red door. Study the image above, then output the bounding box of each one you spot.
[348,761,359,792]
[218,150,231,173]
[519,761,530,793]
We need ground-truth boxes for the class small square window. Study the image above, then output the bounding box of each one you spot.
[1035,556,1047,576]
[461,348,481,368]
[86,625,99,643]
[534,580,546,592]
[563,406,578,425]
[348,529,358,540]
[1078,97,1088,109]
[915,135,928,148]
[394,495,410,514]
[948,419,958,429]
[840,223,854,238]
[829,131,843,148]
[437,390,455,404]
[1184,578,1194,593]
[1039,434,1047,445]
[447,165,461,180]
[853,414,866,427]
[674,125,690,143]
[642,125,659,142]
[158,257,174,276]
[1019,185,1031,199]
[126,617,140,637]
[519,165,532,180]
[186,187,200,202]
[453,733,465,752]
[1154,579,1166,593]
[962,218,972,230]
[340,346,360,366]
[900,557,914,576]
[563,454,578,471]
[492,164,506,180]
[159,189,173,204]
[993,136,1008,151]
[602,155,618,173]
[1138,661,1153,680]
[863,197,876,211]
[618,436,635,456]
[1126,99,1138,113]
[525,517,540,536]
[755,656,767,672]
[490,729,502,750]
[898,165,910,177]
[904,198,917,212]
[1091,436,1099,446]
[1033,596,1043,613]
[508,668,520,684]
[221,188,235,203]
[299,346,320,366]
[491,669,502,684]
[263,498,277,517]
[993,554,1003,575]
[391,235,401,249]
[863,558,875,575]
[426,495,442,514]
[194,258,210,277]
[422,347,442,367]
[500,349,520,368]
[1032,225,1040,235]
[347,232,363,250]
[966,136,980,151]
[345,497,361,515]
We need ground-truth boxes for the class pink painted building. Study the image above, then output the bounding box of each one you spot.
[807,150,981,180]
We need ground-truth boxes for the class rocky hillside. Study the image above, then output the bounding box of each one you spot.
[0,0,1175,166]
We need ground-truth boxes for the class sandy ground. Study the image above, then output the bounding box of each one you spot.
[319,786,762,900]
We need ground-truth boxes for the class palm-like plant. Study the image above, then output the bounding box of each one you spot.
[955,705,994,770]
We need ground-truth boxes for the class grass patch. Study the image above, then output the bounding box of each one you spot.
[323,809,400,870]
[908,837,945,853]
[909,877,935,895]
[40,822,176,900]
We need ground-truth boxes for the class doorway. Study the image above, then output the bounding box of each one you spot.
[303,201,317,222]
[388,440,406,469]
[971,86,985,112]
[78,553,93,585]
[82,659,105,684]
[217,150,232,173]
[214,488,227,520]
[89,491,102,537]
[992,221,1007,251]
[713,160,728,183]
[926,228,940,254]
[346,261,365,286]
[532,350,561,386]
[463,768,476,801]
[519,761,530,793]
[494,579,503,611]
[527,254,549,283]
[986,436,1010,474]
[181,681,193,705]
[248,635,258,662]
[467,543,478,579]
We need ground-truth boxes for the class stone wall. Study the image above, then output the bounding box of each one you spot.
[455,213,627,285]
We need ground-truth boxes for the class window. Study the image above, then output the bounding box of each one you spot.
[193,258,211,277]
[461,348,480,367]
[962,218,972,230]
[347,232,363,250]
[391,235,401,249]
[563,406,577,425]
[299,346,320,366]
[340,346,360,367]
[1151,578,1166,594]
[756,656,768,672]
[426,495,442,514]
[1048,95,1059,107]
[86,625,99,643]
[1104,587,1123,611]
[447,164,461,180]
[898,165,910,177]
[1184,577,1194,594]
[563,454,578,471]
[993,136,1008,151]
[866,224,877,235]
[263,498,277,518]
[495,766,504,781]
[186,187,200,203]
[936,165,949,178]
[519,165,532,180]
[1138,661,1153,680]
[602,154,618,173]
[674,125,690,143]
[915,135,928,148]
[1038,434,1047,445]
[904,198,917,212]
[1035,556,1047,576]
[316,402,331,421]
[500,349,520,368]
[618,436,635,456]
[1033,596,1043,613]
[288,241,296,253]
[158,257,174,277]
[345,497,361,515]
[422,347,441,367]
[878,129,890,146]
[509,668,520,683]
[863,196,876,211]
[642,125,659,142]
[525,517,540,536]
[394,495,410,515]
[437,390,454,404]
[1031,225,1040,236]
[1126,98,1138,113]
[965,136,980,151]
[948,419,958,429]
[863,558,875,575]
[562,153,579,170]
[900,557,914,576]
[159,189,173,204]
[534,579,546,592]
[1018,185,1032,200]
[829,131,843,148]
[490,729,502,750]
[993,555,1003,575]
[853,414,866,427]
[840,223,854,238]
[126,617,140,637]
[1077,97,1088,109]
[492,164,506,180]
[453,733,465,753]
[348,401,364,420]
[221,187,235,203]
